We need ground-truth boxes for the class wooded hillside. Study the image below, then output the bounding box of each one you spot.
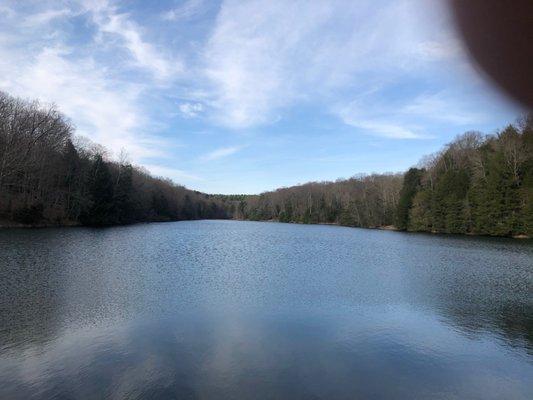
[222,117,533,237]
[399,117,533,236]
[1,90,530,236]
[0,91,227,226]
[224,174,403,228]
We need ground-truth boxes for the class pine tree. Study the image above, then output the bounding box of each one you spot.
[408,189,432,231]
[396,168,424,230]
[113,163,135,224]
[80,154,114,226]
[62,139,83,221]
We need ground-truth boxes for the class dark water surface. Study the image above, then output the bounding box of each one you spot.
[0,220,532,399]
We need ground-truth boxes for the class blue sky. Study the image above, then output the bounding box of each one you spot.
[0,0,524,194]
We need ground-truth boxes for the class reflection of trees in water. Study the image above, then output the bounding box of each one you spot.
[437,302,533,354]
[420,256,533,353]
[495,304,533,350]
[1,228,148,350]
[0,232,63,349]
[396,233,533,354]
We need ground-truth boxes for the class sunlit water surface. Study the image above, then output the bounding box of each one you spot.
[1,220,532,399]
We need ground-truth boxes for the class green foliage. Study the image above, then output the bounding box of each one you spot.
[402,118,533,237]
[236,174,403,229]
[408,189,432,231]
[433,169,469,233]
[396,168,424,230]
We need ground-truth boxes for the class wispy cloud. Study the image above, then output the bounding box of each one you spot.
[335,96,430,139]
[0,4,15,19]
[401,93,486,125]
[0,0,519,193]
[335,86,486,139]
[202,0,463,129]
[200,146,244,162]
[143,164,203,184]
[22,8,73,26]
[0,1,174,161]
[0,45,165,159]
[85,0,183,81]
[162,0,206,21]
[179,102,204,118]
[351,121,428,140]
[337,105,428,139]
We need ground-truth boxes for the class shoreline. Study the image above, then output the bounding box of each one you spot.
[232,219,531,239]
[0,220,81,229]
[1,218,530,240]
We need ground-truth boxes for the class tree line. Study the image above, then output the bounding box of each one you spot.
[0,91,227,226]
[220,174,403,228]
[397,118,533,236]
[2,90,531,236]
[220,117,532,237]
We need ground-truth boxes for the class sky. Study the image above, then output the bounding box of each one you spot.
[0,0,524,194]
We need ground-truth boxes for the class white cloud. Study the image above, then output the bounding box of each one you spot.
[415,39,461,61]
[0,4,16,19]
[335,88,488,139]
[401,93,486,125]
[200,146,244,161]
[162,0,206,21]
[143,164,203,183]
[0,45,165,159]
[335,85,491,140]
[0,2,172,161]
[353,121,427,140]
[337,106,428,140]
[179,102,204,118]
[22,8,74,26]
[202,0,462,129]
[335,95,432,139]
[85,0,183,81]
[0,0,513,193]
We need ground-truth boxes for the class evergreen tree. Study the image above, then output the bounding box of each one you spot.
[113,164,135,224]
[181,194,197,220]
[80,154,115,226]
[62,139,83,221]
[396,168,424,230]
[408,189,432,231]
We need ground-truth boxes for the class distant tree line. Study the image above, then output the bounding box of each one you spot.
[220,117,532,237]
[0,91,227,226]
[220,174,403,228]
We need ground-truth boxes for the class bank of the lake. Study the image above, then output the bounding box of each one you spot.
[233,218,531,239]
[2,216,531,240]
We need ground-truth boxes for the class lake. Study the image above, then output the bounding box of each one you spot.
[0,220,532,399]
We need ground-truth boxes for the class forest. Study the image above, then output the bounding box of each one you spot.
[1,91,531,237]
[0,91,227,227]
[222,174,403,228]
[224,116,533,237]
[397,119,533,236]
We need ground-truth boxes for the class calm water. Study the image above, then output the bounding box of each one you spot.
[0,220,532,399]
